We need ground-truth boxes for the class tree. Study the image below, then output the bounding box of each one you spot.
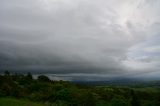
[131,90,140,106]
[4,70,10,76]
[26,72,33,80]
[37,75,50,82]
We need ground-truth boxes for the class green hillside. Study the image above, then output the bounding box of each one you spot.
[0,71,160,106]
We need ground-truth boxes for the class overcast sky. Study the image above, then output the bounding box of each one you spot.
[0,0,160,81]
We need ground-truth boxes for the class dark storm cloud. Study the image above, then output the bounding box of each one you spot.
[0,0,160,80]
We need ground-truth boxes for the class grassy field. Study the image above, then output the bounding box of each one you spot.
[0,98,45,106]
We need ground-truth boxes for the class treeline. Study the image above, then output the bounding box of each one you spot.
[0,71,160,106]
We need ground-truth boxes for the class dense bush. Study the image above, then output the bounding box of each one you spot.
[0,71,160,106]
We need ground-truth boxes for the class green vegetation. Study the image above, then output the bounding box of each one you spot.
[0,98,45,106]
[0,71,160,106]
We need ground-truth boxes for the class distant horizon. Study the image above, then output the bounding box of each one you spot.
[1,70,160,82]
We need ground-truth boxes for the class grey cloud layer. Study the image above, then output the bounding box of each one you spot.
[0,0,160,80]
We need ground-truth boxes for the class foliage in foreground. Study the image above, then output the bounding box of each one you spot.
[0,98,44,106]
[0,71,160,106]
